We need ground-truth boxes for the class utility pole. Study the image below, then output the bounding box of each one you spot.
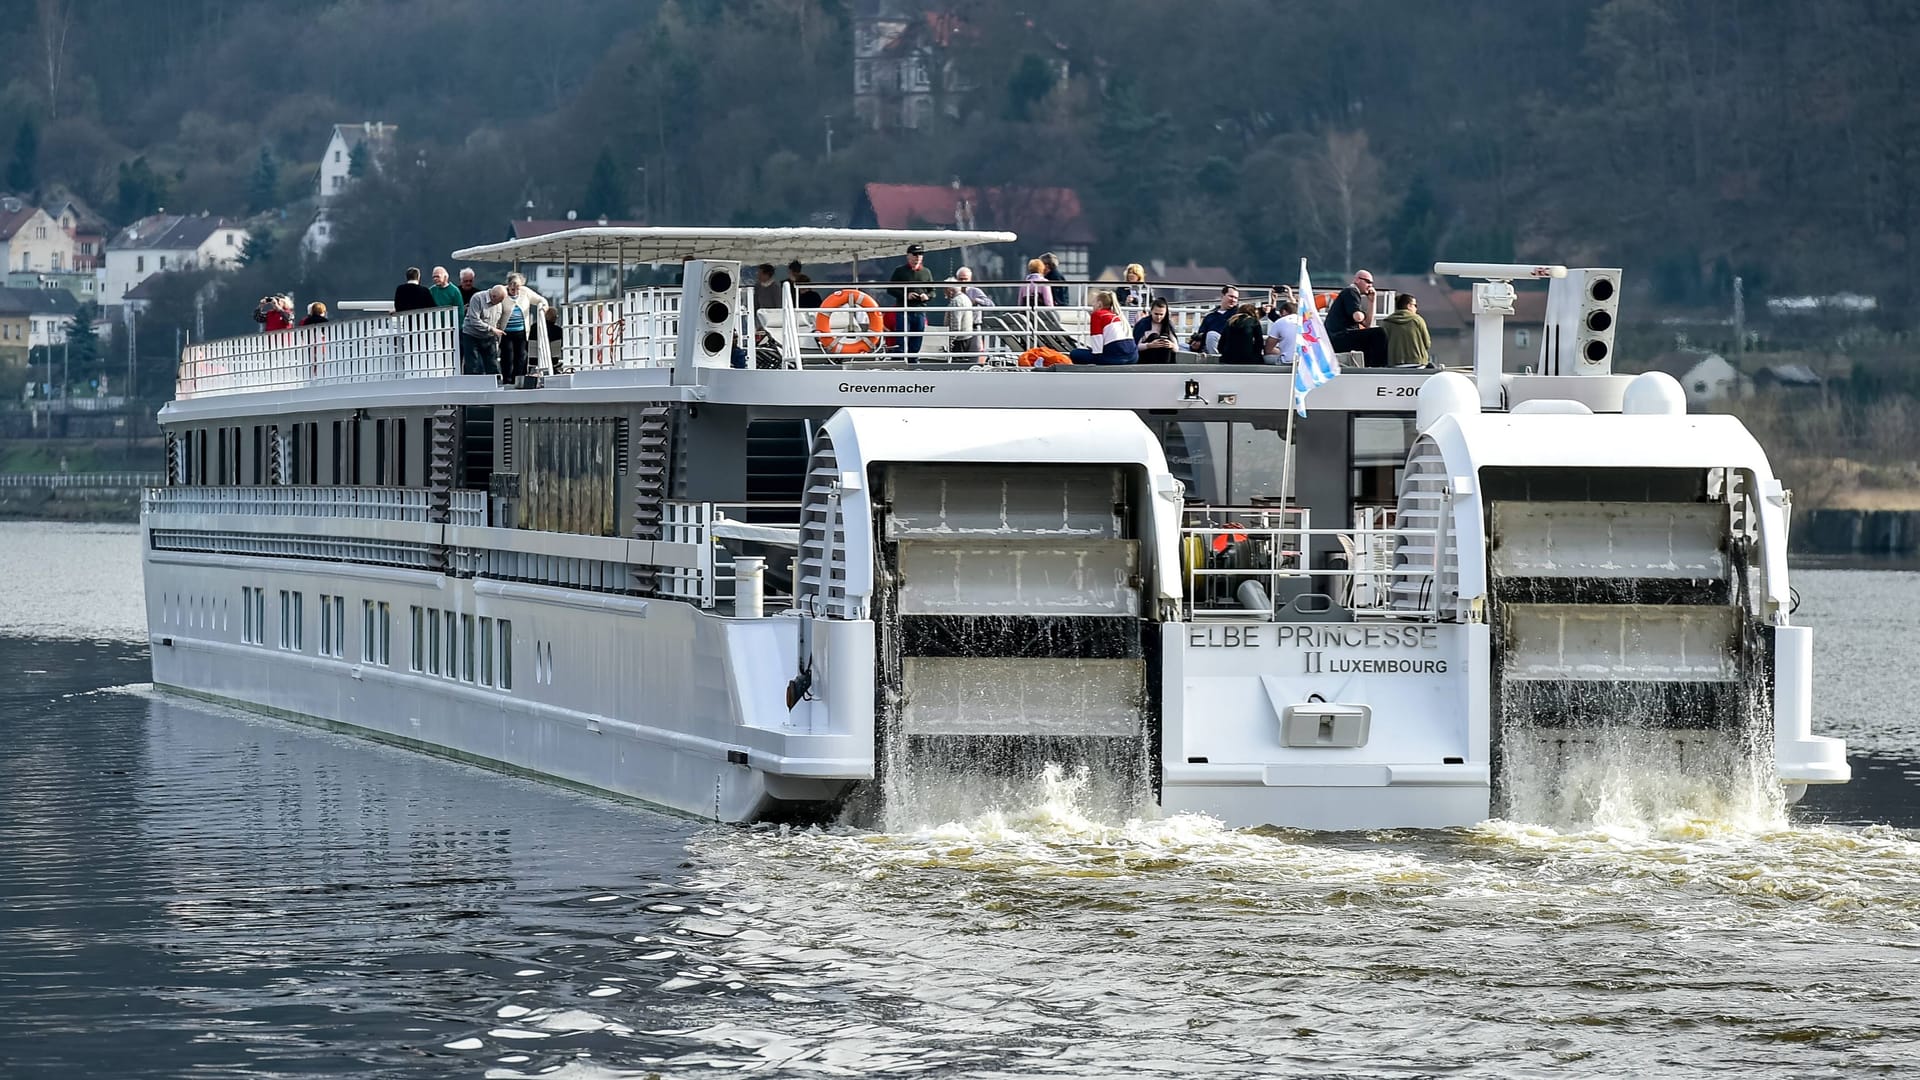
[1732,275,1745,360]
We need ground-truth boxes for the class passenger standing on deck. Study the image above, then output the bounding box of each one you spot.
[393,267,436,313]
[462,285,506,377]
[494,273,547,383]
[1381,293,1432,367]
[1116,263,1149,319]
[457,268,479,305]
[786,260,821,308]
[1040,251,1068,306]
[299,302,328,326]
[943,278,979,361]
[953,266,992,308]
[752,263,782,312]
[1325,270,1388,367]
[1017,259,1054,307]
[888,242,934,360]
[428,266,462,311]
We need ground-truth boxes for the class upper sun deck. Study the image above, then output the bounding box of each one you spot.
[167,228,1633,420]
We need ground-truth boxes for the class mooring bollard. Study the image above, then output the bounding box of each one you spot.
[734,556,765,618]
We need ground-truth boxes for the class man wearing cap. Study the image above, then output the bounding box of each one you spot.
[889,243,935,360]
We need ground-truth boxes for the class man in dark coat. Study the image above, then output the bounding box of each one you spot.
[888,243,934,360]
[393,267,436,313]
[1325,269,1388,367]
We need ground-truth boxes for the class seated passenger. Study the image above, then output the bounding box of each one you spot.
[1133,297,1179,364]
[1381,292,1432,366]
[1067,290,1139,366]
[1218,303,1267,365]
[1264,299,1301,364]
[1190,285,1239,353]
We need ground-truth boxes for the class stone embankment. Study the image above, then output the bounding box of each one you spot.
[1795,509,1920,556]
[0,473,162,523]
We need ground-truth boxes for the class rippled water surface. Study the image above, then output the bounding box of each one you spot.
[3,525,1918,1078]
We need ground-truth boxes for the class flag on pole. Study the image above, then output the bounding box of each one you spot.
[1292,258,1340,417]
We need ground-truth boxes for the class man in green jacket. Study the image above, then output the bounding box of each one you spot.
[1382,292,1433,367]
[428,266,463,311]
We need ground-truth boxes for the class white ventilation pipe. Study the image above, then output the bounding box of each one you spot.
[734,556,765,618]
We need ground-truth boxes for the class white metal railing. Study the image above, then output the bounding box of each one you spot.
[0,471,163,488]
[145,484,434,521]
[658,500,802,610]
[560,286,682,370]
[178,307,460,399]
[1181,505,1445,620]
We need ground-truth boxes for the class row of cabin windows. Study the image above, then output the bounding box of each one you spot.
[173,417,415,487]
[409,606,512,689]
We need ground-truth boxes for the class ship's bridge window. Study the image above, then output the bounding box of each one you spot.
[1351,415,1418,508]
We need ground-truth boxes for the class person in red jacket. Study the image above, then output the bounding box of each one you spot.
[260,294,295,332]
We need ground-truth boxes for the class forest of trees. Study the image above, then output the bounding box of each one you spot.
[1,0,1918,389]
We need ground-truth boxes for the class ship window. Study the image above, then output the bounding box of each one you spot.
[280,590,303,650]
[498,620,513,690]
[253,588,265,642]
[427,609,442,675]
[394,418,407,487]
[363,600,377,662]
[252,426,265,484]
[376,602,391,664]
[242,587,256,644]
[328,595,345,656]
[410,606,425,671]
[443,611,457,677]
[1351,415,1418,509]
[375,419,388,486]
[321,595,335,656]
[479,618,494,686]
[460,615,475,682]
[1227,421,1293,506]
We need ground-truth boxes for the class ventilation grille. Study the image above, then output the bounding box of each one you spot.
[614,417,631,475]
[795,429,856,618]
[501,416,513,470]
[629,405,674,594]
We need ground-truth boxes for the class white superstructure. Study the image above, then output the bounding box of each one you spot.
[141,230,1847,828]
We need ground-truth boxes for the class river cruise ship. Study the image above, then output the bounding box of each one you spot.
[141,227,1849,827]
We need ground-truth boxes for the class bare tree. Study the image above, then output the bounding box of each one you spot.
[36,0,74,120]
[1291,130,1384,274]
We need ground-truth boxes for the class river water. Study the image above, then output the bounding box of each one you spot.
[2,522,1917,1078]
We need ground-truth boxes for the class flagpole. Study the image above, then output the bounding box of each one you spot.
[1278,258,1306,524]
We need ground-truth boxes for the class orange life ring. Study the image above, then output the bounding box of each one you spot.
[814,290,884,354]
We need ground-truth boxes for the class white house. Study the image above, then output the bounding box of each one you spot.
[1641,350,1743,410]
[0,197,79,274]
[304,122,397,261]
[316,122,395,203]
[102,212,251,304]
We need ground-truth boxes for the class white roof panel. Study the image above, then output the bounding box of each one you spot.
[451,226,1018,266]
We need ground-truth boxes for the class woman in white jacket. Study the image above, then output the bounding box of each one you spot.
[493,272,548,383]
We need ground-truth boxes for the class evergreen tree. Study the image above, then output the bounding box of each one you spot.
[65,301,102,371]
[239,230,277,266]
[348,142,369,179]
[114,157,168,223]
[247,146,281,213]
[6,119,37,193]
[1004,55,1054,122]
[579,148,626,219]
[1388,176,1444,275]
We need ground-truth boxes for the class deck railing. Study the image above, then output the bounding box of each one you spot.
[0,471,164,489]
[178,307,460,399]
[169,277,1342,399]
[1181,506,1447,620]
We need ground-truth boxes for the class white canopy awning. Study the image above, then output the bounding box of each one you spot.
[451,226,1018,266]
